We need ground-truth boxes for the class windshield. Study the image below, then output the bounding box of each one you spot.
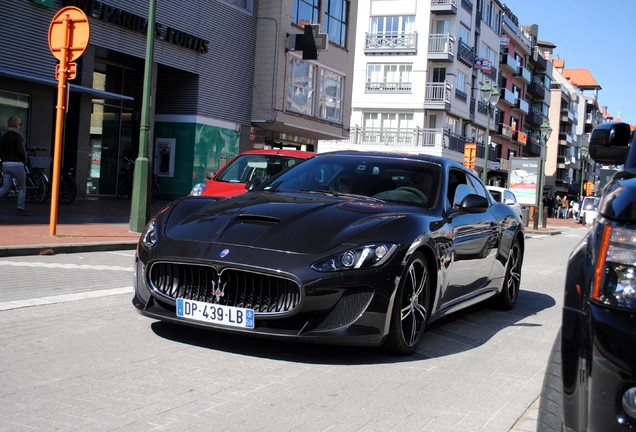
[216,154,305,183]
[582,197,600,210]
[260,154,442,208]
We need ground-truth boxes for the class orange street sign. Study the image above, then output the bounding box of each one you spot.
[48,6,90,63]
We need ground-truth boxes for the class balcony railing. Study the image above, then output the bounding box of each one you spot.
[513,130,527,145]
[499,54,520,73]
[527,79,546,100]
[365,32,418,53]
[457,39,476,67]
[365,81,412,93]
[497,124,513,139]
[515,65,531,84]
[513,98,529,115]
[428,33,455,61]
[424,82,452,109]
[431,0,457,14]
[531,47,548,72]
[500,88,516,106]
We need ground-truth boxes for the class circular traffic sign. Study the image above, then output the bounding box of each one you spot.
[48,6,91,62]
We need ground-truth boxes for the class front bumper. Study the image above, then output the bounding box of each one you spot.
[132,254,400,347]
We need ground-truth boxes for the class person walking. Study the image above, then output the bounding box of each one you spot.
[0,115,31,216]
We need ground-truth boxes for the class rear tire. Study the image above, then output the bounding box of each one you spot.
[28,172,49,204]
[495,238,521,310]
[384,251,430,355]
[59,175,77,205]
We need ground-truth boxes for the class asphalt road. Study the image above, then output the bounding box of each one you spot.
[0,227,588,431]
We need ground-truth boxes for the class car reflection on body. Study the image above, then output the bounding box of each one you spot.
[486,186,524,220]
[190,149,314,197]
[134,151,525,355]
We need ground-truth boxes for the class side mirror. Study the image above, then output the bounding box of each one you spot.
[460,194,489,213]
[205,171,215,180]
[589,122,631,165]
[246,177,262,191]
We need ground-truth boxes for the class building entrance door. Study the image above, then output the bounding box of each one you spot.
[87,102,134,196]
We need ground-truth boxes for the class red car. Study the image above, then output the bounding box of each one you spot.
[190,149,314,197]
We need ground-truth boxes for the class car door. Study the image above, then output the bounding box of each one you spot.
[441,168,499,307]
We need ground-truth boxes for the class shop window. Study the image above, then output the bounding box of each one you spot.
[220,0,253,13]
[0,90,30,141]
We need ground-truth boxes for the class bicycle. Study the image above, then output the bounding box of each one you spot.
[117,155,135,200]
[0,150,50,204]
[30,147,77,205]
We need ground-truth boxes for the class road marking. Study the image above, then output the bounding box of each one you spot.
[0,261,132,272]
[0,286,134,311]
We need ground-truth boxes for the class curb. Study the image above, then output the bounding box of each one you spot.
[0,241,138,257]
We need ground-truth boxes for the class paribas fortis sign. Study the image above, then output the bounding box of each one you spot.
[62,0,209,53]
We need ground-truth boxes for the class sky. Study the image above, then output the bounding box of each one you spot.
[501,0,636,124]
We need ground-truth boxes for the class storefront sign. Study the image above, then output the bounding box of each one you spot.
[62,0,209,53]
[509,157,540,206]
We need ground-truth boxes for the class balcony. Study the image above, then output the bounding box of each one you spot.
[482,64,498,83]
[365,81,412,93]
[428,33,455,61]
[513,98,529,115]
[499,88,516,106]
[513,130,527,145]
[365,32,418,54]
[457,39,476,67]
[499,54,520,73]
[424,82,452,110]
[431,0,457,14]
[497,124,513,139]
[326,126,464,151]
[560,109,576,124]
[527,79,546,100]
[514,65,531,84]
[530,48,548,72]
[499,157,511,172]
[526,108,544,127]
[461,0,473,12]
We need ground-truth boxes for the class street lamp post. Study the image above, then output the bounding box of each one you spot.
[535,120,553,230]
[480,80,501,184]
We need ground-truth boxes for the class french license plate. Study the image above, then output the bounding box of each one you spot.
[176,298,254,329]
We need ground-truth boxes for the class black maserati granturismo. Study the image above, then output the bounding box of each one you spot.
[133,151,525,355]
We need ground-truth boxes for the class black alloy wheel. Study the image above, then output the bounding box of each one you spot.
[384,251,430,355]
[495,239,522,310]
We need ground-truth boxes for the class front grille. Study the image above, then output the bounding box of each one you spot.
[148,262,301,315]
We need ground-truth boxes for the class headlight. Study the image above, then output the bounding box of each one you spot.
[311,243,398,272]
[190,183,206,196]
[141,219,158,249]
[593,225,636,310]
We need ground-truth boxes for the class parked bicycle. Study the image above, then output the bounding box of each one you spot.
[117,155,135,199]
[29,147,77,205]
[0,147,49,204]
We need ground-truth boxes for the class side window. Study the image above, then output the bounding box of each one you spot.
[504,190,516,203]
[466,174,487,198]
[448,169,475,207]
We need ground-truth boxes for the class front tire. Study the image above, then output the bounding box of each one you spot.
[384,251,430,355]
[495,238,522,310]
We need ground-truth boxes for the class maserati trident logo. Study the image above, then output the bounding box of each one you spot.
[210,274,226,303]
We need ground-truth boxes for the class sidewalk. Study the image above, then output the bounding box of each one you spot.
[0,196,584,257]
[0,197,170,257]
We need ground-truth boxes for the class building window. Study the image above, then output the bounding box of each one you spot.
[319,69,344,123]
[220,0,253,14]
[293,0,320,26]
[365,63,412,92]
[287,57,316,116]
[324,0,348,47]
[369,15,415,35]
[286,56,345,124]
[0,90,30,140]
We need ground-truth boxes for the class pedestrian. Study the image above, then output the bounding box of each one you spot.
[0,115,31,216]
[555,194,562,219]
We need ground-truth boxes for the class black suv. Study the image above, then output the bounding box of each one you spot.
[539,122,636,431]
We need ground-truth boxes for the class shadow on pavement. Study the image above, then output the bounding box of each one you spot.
[149,288,556,365]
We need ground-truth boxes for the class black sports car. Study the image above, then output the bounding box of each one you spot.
[538,122,636,431]
[133,151,525,354]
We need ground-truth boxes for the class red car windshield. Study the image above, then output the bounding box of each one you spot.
[216,154,306,183]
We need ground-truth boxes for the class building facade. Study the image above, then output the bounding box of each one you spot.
[0,0,357,201]
[320,0,551,188]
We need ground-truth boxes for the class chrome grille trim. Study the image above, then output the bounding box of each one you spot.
[147,261,301,315]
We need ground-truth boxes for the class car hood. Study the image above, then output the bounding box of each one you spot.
[163,193,409,254]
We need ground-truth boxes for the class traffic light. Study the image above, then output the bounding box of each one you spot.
[464,143,476,170]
